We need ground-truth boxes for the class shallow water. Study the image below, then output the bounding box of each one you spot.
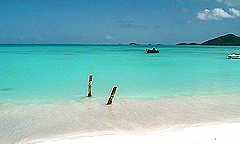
[1,45,240,143]
[1,45,240,103]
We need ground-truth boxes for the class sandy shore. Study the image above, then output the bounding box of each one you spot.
[1,96,240,144]
[19,122,240,144]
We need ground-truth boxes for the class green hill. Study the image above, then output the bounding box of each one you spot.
[176,34,240,46]
[202,34,240,46]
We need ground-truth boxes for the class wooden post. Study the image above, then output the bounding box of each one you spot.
[87,75,93,97]
[106,87,117,105]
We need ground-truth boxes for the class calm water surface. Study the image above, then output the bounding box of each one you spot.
[0,45,240,103]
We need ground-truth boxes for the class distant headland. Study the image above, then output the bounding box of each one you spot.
[177,34,240,46]
[129,43,162,46]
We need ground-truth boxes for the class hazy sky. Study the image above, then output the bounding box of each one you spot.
[0,0,240,44]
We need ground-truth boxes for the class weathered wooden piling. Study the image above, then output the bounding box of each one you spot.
[106,86,117,105]
[87,75,93,97]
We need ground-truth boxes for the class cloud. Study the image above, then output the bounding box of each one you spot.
[197,8,240,20]
[229,8,240,16]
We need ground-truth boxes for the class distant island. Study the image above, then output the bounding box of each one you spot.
[129,42,137,46]
[177,34,240,46]
[177,43,199,46]
[129,43,162,46]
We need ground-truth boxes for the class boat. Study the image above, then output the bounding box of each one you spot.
[228,53,240,59]
[145,48,159,54]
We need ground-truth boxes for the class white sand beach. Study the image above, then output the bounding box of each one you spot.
[20,122,240,144]
[1,95,240,144]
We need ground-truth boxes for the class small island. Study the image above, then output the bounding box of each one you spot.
[129,42,137,46]
[177,34,240,46]
[177,43,200,46]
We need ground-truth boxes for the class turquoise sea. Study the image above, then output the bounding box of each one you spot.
[1,44,240,103]
[1,45,240,143]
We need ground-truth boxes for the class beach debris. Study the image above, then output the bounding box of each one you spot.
[106,86,117,105]
[87,75,93,97]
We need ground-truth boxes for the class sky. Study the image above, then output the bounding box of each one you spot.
[0,0,240,44]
